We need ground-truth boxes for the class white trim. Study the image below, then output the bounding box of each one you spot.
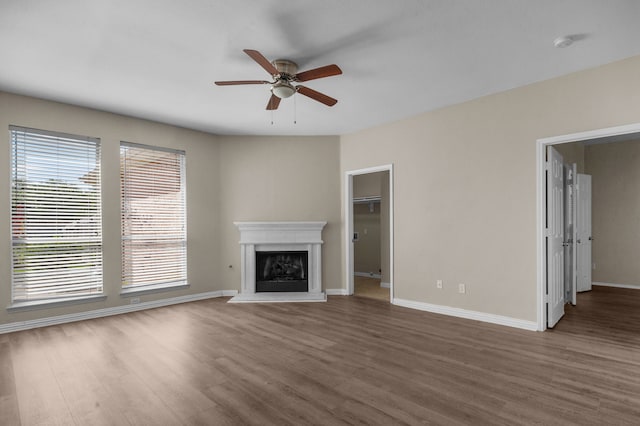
[0,290,234,335]
[120,282,189,297]
[345,164,394,302]
[536,122,640,331]
[593,282,640,290]
[227,292,326,303]
[326,288,349,296]
[353,196,381,204]
[380,282,390,289]
[393,298,538,332]
[7,294,107,313]
[354,271,382,279]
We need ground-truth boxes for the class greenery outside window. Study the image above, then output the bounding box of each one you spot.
[10,126,103,303]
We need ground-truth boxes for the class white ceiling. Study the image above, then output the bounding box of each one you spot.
[1,0,639,136]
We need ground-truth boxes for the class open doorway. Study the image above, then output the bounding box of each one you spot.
[345,165,393,302]
[537,123,640,330]
[353,173,388,301]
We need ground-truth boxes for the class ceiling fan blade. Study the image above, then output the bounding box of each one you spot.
[243,49,279,76]
[295,64,342,82]
[214,80,270,86]
[296,86,338,107]
[266,94,281,110]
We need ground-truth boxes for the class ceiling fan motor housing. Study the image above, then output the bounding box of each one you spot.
[271,59,298,79]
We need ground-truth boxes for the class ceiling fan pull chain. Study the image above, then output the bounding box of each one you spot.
[294,92,297,125]
[271,108,274,125]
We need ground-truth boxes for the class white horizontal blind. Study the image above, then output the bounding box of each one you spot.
[120,142,187,289]
[10,126,103,302]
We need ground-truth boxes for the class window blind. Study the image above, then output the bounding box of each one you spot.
[120,142,187,289]
[10,126,103,302]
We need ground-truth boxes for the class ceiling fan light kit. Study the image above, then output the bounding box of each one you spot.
[215,49,342,110]
[271,80,296,99]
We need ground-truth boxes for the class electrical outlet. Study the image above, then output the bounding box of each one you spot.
[436,280,443,289]
[593,263,596,270]
[458,283,466,294]
[130,297,140,304]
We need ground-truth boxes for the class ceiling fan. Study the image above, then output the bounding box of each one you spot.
[215,49,342,110]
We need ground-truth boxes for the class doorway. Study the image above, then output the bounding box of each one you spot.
[537,123,640,330]
[345,165,394,302]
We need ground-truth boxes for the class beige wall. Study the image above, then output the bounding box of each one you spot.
[352,171,391,282]
[216,135,341,292]
[353,202,381,274]
[341,55,640,322]
[586,139,640,286]
[353,172,382,198]
[0,91,222,326]
[555,142,585,173]
[353,172,382,275]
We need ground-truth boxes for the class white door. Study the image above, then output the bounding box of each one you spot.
[577,174,592,292]
[564,163,578,306]
[547,146,565,328]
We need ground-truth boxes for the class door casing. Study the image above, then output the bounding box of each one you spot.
[536,123,640,331]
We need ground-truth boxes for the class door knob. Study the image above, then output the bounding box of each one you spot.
[588,236,593,241]
[577,239,581,244]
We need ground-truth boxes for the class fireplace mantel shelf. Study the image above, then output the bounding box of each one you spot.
[229,221,327,303]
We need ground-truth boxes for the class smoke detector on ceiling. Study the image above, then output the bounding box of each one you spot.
[553,36,574,48]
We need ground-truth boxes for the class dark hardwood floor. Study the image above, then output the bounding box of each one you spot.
[2,286,640,425]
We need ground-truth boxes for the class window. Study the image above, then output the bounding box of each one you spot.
[10,126,103,302]
[120,142,187,291]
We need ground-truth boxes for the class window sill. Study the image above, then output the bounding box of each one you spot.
[120,282,189,298]
[7,294,107,313]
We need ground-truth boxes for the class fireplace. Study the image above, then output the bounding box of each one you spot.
[229,221,326,302]
[256,251,308,292]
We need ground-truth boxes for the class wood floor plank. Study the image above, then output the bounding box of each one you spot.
[9,329,76,426]
[2,285,640,425]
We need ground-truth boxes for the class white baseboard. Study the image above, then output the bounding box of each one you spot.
[0,290,236,335]
[380,282,390,289]
[354,272,382,279]
[593,282,640,290]
[393,298,538,332]
[326,288,349,296]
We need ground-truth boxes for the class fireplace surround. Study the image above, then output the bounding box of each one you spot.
[229,221,327,303]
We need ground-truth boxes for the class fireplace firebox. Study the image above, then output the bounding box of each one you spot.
[256,251,308,292]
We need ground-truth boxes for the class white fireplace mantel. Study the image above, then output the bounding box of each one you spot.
[229,221,327,303]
